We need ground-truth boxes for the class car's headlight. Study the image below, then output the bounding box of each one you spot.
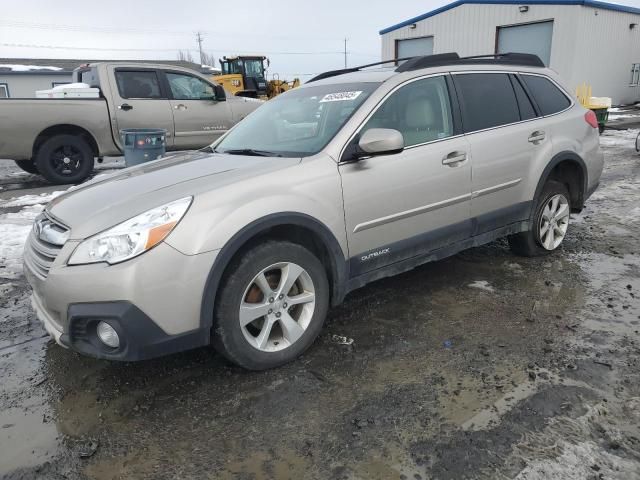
[68,197,192,265]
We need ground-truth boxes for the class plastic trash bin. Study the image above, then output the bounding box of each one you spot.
[120,128,166,166]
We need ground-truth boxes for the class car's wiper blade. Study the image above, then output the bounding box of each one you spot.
[221,148,282,157]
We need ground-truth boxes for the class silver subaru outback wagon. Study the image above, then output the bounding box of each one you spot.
[24,53,603,370]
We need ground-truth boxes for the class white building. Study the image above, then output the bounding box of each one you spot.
[380,0,640,105]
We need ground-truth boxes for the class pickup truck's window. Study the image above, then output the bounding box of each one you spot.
[214,82,380,158]
[115,71,162,99]
[360,76,453,147]
[521,75,571,116]
[166,73,216,100]
[454,73,520,132]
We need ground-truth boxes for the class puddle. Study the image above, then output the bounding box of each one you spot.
[0,405,59,471]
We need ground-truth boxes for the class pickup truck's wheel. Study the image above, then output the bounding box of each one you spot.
[509,180,571,256]
[212,241,329,370]
[35,135,94,185]
[13,160,39,174]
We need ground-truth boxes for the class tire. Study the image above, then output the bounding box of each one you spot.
[509,180,571,257]
[35,135,95,185]
[13,159,39,174]
[212,241,330,370]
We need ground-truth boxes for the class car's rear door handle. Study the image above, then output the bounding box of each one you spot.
[174,104,188,110]
[442,151,467,166]
[118,103,133,111]
[528,131,546,144]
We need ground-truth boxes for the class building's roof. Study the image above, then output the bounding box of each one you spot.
[380,0,640,34]
[0,58,216,74]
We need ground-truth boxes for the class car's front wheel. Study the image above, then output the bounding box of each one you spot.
[509,180,571,256]
[212,241,329,370]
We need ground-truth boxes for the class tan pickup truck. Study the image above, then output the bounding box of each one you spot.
[0,62,263,184]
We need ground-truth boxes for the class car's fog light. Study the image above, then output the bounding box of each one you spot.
[96,321,119,348]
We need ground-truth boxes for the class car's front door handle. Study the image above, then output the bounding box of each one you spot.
[174,104,188,110]
[528,131,546,144]
[118,103,133,111]
[442,151,467,166]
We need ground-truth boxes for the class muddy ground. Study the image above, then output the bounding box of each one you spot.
[1,130,640,480]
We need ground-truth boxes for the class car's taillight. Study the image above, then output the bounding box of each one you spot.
[584,110,598,129]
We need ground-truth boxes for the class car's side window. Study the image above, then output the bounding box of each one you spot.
[166,72,216,100]
[361,75,454,148]
[115,70,163,99]
[511,75,537,121]
[454,73,520,132]
[521,74,571,116]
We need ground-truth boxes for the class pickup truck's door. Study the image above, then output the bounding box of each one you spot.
[109,68,175,149]
[162,71,231,149]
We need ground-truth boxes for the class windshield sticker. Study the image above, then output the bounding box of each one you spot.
[319,91,363,103]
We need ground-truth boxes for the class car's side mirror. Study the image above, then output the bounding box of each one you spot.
[214,85,226,101]
[358,128,404,156]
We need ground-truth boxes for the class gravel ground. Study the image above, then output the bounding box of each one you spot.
[1,130,640,480]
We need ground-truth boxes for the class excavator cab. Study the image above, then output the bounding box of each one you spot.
[217,56,268,98]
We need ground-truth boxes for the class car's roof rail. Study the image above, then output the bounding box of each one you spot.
[306,58,415,83]
[396,52,545,72]
[307,52,545,83]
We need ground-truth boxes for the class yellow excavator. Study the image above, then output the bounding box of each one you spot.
[213,56,300,99]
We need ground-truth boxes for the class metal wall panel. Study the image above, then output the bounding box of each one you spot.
[380,3,640,103]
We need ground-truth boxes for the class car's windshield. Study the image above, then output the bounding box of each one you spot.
[215,82,380,157]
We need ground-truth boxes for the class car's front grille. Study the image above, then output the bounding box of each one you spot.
[24,213,68,279]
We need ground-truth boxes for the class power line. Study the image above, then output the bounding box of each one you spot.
[0,19,345,42]
[1,42,352,56]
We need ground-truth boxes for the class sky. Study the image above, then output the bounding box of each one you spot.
[1,0,640,81]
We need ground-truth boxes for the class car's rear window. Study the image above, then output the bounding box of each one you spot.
[521,74,571,116]
[454,73,520,132]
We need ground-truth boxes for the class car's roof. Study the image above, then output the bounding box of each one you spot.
[303,62,555,88]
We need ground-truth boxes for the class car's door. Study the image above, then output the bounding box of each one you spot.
[452,72,551,235]
[339,75,472,276]
[109,67,175,149]
[163,70,231,149]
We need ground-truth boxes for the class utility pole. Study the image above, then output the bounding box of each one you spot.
[343,38,348,68]
[196,32,204,65]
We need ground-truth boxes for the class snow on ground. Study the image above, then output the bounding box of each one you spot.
[0,191,66,280]
[598,128,638,147]
[468,280,495,292]
[0,191,64,208]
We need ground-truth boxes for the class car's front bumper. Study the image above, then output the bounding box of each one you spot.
[25,241,219,361]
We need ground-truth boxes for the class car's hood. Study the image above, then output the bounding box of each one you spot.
[47,150,300,239]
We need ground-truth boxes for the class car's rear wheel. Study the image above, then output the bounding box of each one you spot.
[212,241,329,370]
[509,180,571,256]
[35,134,95,185]
[13,160,39,175]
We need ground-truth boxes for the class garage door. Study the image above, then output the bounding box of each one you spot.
[397,37,434,60]
[497,21,553,66]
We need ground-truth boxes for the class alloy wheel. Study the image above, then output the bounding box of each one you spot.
[538,193,570,250]
[51,145,83,176]
[239,262,316,352]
